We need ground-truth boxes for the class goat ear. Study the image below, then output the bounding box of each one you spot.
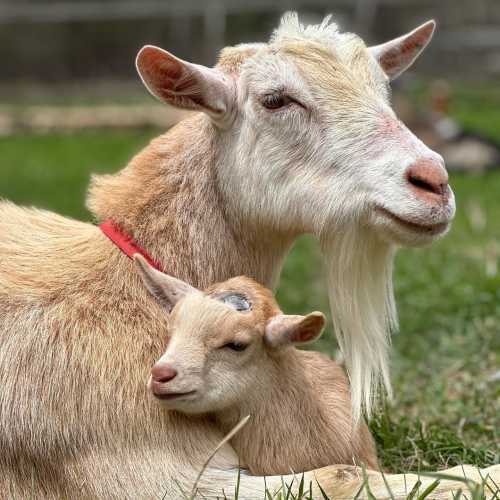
[136,45,235,123]
[134,255,198,313]
[369,20,435,80]
[265,312,326,349]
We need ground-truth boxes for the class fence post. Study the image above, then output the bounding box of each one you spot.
[203,0,227,64]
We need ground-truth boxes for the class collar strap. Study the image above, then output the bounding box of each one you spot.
[99,219,164,272]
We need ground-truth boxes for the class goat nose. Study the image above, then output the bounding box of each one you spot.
[406,159,449,202]
[151,363,177,383]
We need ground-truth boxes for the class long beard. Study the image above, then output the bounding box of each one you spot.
[320,225,397,423]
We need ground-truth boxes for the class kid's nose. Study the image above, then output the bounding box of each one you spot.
[151,362,177,383]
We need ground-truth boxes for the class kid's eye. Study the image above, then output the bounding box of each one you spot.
[261,93,292,110]
[222,342,248,352]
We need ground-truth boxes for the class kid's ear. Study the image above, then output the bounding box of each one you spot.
[134,255,198,313]
[369,20,436,80]
[265,312,326,349]
[136,45,235,124]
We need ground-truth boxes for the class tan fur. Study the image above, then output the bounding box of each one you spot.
[140,271,378,473]
[0,16,495,498]
[159,276,379,474]
[217,44,265,74]
[3,198,493,499]
[86,114,292,290]
[0,204,241,498]
[224,350,378,474]
[0,91,294,495]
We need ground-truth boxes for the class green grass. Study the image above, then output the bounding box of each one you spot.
[0,91,498,482]
[0,129,157,219]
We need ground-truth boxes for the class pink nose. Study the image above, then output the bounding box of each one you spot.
[151,362,177,383]
[406,159,449,203]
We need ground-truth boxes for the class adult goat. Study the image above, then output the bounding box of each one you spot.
[0,13,460,498]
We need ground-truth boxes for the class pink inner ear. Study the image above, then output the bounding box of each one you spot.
[374,21,434,77]
[152,52,183,81]
[137,46,198,102]
[378,48,404,73]
[296,326,318,343]
[142,50,184,96]
[378,41,420,72]
[292,313,325,344]
[137,47,225,115]
[395,27,431,64]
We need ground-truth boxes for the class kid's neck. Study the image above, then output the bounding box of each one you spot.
[214,350,329,475]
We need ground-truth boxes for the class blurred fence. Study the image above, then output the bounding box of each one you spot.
[0,0,499,84]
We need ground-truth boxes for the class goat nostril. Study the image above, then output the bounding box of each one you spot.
[406,160,449,198]
[151,364,177,383]
[408,175,438,195]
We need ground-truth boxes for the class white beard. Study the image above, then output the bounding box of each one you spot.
[320,224,397,423]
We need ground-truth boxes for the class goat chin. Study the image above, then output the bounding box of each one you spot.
[320,224,397,422]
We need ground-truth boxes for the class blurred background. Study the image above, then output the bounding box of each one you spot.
[0,0,498,472]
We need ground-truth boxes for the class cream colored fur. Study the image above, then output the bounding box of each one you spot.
[213,14,455,420]
[145,283,500,497]
[140,272,378,474]
[0,12,473,499]
[1,201,496,499]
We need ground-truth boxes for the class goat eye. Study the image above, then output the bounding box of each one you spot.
[261,93,291,110]
[223,342,248,352]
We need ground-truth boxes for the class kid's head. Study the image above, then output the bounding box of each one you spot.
[135,255,325,414]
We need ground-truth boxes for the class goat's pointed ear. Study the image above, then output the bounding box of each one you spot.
[136,45,235,123]
[134,255,198,312]
[369,20,435,80]
[265,312,326,349]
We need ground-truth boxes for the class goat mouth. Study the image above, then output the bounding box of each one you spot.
[376,207,449,235]
[153,390,197,401]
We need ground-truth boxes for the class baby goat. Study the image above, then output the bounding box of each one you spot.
[135,255,378,475]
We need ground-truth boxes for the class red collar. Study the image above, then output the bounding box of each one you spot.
[99,219,164,272]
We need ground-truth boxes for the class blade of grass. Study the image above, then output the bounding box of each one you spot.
[380,469,396,500]
[416,479,441,500]
[234,465,241,500]
[284,478,296,500]
[407,479,423,500]
[315,480,331,500]
[298,474,305,498]
[478,469,500,500]
[361,466,377,500]
[190,415,250,499]
[353,481,366,500]
[264,476,274,500]
[417,471,476,485]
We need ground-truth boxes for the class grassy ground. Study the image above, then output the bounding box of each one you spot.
[0,88,498,483]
